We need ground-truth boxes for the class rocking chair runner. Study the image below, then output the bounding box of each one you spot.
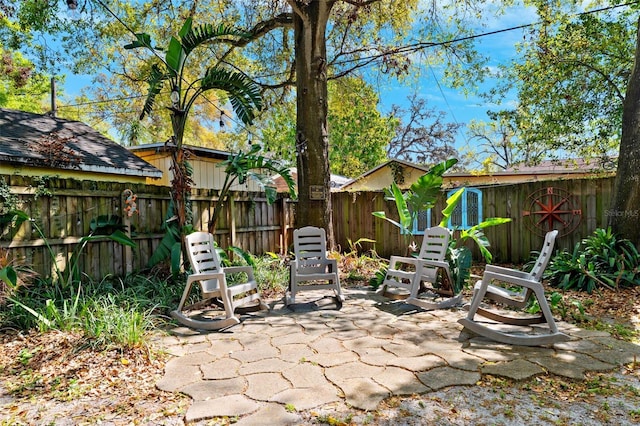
[458,229,570,346]
[288,226,344,305]
[377,226,463,310]
[171,231,269,330]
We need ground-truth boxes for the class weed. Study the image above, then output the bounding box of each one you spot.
[251,253,289,295]
[18,348,35,366]
[285,403,296,412]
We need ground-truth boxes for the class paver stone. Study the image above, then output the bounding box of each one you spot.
[185,395,260,422]
[181,377,246,400]
[417,366,481,390]
[245,372,292,400]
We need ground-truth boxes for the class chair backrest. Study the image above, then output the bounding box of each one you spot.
[528,230,558,282]
[185,231,223,274]
[417,226,450,262]
[293,226,329,271]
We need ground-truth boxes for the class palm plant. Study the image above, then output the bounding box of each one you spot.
[372,158,458,243]
[125,18,266,270]
[125,20,263,220]
[372,158,511,292]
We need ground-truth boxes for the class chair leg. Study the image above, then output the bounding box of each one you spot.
[334,278,345,301]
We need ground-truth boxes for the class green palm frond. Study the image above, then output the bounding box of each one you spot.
[140,63,169,120]
[182,23,250,57]
[124,32,154,50]
[165,36,185,76]
[201,68,263,125]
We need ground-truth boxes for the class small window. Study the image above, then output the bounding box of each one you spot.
[411,209,432,235]
[447,188,482,230]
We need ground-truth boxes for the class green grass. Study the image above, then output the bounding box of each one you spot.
[0,253,293,350]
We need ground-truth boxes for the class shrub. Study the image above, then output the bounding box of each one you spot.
[545,227,640,293]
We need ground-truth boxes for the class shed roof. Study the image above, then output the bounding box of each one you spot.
[128,142,232,161]
[0,108,161,178]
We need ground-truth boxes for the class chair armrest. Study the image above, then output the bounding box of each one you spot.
[388,255,421,270]
[222,266,256,281]
[417,259,454,285]
[418,259,449,269]
[485,264,530,279]
[483,270,541,290]
[187,272,225,285]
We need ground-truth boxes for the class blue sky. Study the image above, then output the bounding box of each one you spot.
[374,3,539,154]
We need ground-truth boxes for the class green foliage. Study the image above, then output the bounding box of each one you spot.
[125,17,262,133]
[491,7,634,161]
[545,228,640,293]
[372,158,510,293]
[146,200,184,274]
[3,273,168,349]
[327,77,397,177]
[0,177,21,215]
[0,48,48,111]
[127,16,264,267]
[208,144,296,233]
[528,291,586,323]
[251,253,289,295]
[447,245,473,295]
[2,209,135,289]
[439,191,511,292]
[372,158,458,236]
[369,267,387,291]
[82,295,156,349]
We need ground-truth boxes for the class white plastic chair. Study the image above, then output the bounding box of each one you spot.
[171,231,268,330]
[377,226,462,310]
[458,230,569,346]
[288,226,344,305]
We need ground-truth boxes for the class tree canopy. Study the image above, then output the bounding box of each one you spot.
[484,1,635,166]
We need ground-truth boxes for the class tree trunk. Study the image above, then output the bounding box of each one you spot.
[292,0,335,249]
[610,17,640,246]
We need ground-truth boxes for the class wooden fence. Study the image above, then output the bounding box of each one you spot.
[0,175,295,280]
[333,176,616,263]
[0,174,616,280]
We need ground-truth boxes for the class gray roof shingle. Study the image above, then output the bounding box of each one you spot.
[0,108,161,178]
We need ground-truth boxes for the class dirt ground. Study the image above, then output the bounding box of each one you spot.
[1,286,639,425]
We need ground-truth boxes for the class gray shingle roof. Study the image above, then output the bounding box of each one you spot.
[0,108,161,178]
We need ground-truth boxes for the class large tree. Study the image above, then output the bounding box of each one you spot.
[611,15,640,245]
[388,94,462,166]
[465,110,546,171]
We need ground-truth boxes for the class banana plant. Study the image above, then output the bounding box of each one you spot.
[372,158,458,237]
[125,18,263,271]
[208,144,296,234]
[439,194,511,292]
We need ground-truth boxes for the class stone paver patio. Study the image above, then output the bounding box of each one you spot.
[154,287,640,424]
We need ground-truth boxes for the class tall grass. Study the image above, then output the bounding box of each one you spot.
[1,272,181,349]
[1,253,292,348]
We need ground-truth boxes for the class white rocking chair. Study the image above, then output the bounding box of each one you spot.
[458,230,570,346]
[377,226,462,310]
[171,231,269,330]
[288,226,344,305]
